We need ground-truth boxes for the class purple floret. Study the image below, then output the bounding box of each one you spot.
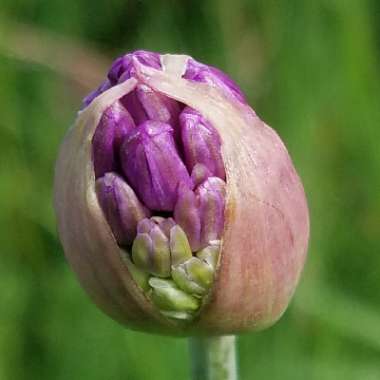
[120,121,193,212]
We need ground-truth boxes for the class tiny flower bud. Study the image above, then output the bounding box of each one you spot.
[92,101,135,178]
[190,163,212,187]
[174,183,202,251]
[172,257,214,296]
[120,121,192,211]
[136,84,181,127]
[149,278,200,312]
[174,178,226,251]
[132,224,171,278]
[196,242,220,269]
[180,107,225,180]
[196,177,226,247]
[169,225,193,266]
[95,172,150,246]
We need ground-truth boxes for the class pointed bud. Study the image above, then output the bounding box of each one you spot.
[171,264,206,296]
[136,84,181,127]
[174,183,202,251]
[131,226,171,278]
[120,90,148,125]
[169,225,193,266]
[157,217,176,238]
[92,101,135,178]
[149,278,200,312]
[95,173,150,246]
[136,218,156,234]
[180,107,226,180]
[196,242,220,270]
[120,121,192,211]
[174,178,226,251]
[149,226,171,277]
[196,177,226,247]
[191,163,212,187]
[184,257,214,289]
[172,257,214,297]
[137,216,175,238]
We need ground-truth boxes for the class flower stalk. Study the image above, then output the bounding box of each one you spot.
[190,335,237,380]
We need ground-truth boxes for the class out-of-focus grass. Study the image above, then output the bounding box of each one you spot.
[0,1,380,379]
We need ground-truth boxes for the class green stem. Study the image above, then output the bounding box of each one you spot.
[189,335,237,380]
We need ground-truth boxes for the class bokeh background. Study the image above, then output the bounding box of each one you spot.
[1,1,380,379]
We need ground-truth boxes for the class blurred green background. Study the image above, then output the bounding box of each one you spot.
[1,1,380,379]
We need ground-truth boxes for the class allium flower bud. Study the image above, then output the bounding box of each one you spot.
[180,107,225,180]
[174,177,226,251]
[95,172,150,246]
[92,101,135,178]
[120,120,192,211]
[54,50,309,335]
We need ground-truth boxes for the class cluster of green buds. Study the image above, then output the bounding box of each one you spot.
[54,51,309,335]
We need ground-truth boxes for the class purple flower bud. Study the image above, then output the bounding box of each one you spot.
[92,100,135,178]
[174,178,226,251]
[190,163,212,187]
[120,120,192,211]
[120,84,181,132]
[95,172,150,246]
[137,216,176,238]
[174,183,202,251]
[120,90,148,126]
[196,177,226,246]
[180,107,225,180]
[132,218,171,277]
[136,84,181,128]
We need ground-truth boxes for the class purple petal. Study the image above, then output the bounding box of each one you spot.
[180,107,226,180]
[92,100,136,178]
[183,58,246,103]
[96,173,150,246]
[120,121,192,211]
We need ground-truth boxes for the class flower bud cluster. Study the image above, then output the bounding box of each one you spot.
[92,51,229,320]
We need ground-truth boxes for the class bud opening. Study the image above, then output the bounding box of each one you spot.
[92,52,227,322]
